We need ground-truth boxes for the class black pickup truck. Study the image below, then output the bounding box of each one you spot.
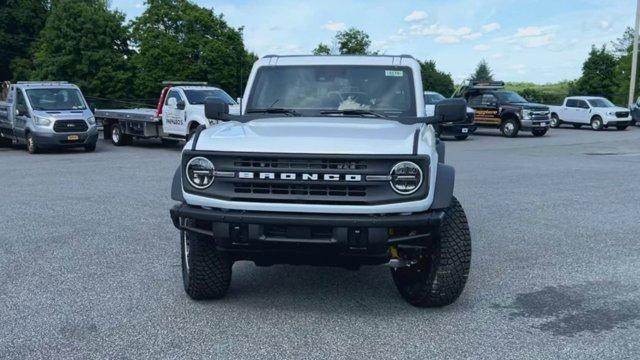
[453,81,550,137]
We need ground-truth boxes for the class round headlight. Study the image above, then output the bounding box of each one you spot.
[389,161,423,195]
[186,157,215,189]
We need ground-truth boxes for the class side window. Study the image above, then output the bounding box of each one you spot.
[165,90,182,106]
[468,95,483,107]
[576,100,588,109]
[16,90,28,114]
[566,99,577,108]
[481,94,497,106]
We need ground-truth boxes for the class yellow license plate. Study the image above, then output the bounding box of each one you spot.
[67,135,79,141]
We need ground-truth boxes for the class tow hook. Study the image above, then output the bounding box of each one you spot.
[386,245,417,268]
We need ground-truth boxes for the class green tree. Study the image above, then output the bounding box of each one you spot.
[335,28,373,55]
[419,60,454,96]
[131,0,256,99]
[470,60,494,82]
[610,27,639,105]
[0,0,49,81]
[573,45,619,100]
[312,43,331,55]
[29,0,132,99]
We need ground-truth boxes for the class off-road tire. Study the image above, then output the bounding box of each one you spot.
[616,124,629,131]
[391,197,471,307]
[550,114,561,128]
[531,128,548,137]
[454,135,469,140]
[500,118,520,137]
[26,133,39,154]
[573,124,582,129]
[111,124,131,146]
[590,116,604,131]
[181,226,232,300]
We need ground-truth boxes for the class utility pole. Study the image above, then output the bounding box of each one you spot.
[628,0,640,107]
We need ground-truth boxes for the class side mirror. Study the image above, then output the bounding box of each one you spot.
[89,102,96,113]
[176,100,186,110]
[434,98,467,124]
[15,108,28,117]
[204,97,229,121]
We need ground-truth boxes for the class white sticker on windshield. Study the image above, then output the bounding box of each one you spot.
[385,70,404,77]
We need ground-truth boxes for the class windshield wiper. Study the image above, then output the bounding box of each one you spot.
[247,108,301,116]
[320,109,387,118]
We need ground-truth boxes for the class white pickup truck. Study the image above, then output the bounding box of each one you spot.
[549,96,632,131]
[94,82,239,146]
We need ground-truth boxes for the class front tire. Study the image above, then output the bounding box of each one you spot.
[591,116,604,131]
[26,133,39,154]
[550,114,561,128]
[532,128,548,137]
[181,226,232,300]
[500,118,520,137]
[391,197,471,307]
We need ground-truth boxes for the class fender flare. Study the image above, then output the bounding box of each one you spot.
[430,163,455,210]
[171,166,184,202]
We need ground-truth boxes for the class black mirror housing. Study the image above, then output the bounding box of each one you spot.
[434,98,467,124]
[204,97,229,121]
[176,100,186,110]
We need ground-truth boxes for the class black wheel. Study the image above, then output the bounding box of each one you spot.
[391,197,471,307]
[161,138,180,146]
[84,142,96,152]
[454,135,469,140]
[550,114,561,128]
[26,133,39,154]
[616,124,629,131]
[181,225,232,300]
[500,118,520,137]
[532,128,548,137]
[111,123,130,146]
[590,116,604,131]
[573,124,582,129]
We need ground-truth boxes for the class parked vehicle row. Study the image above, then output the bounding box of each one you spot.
[0,82,98,153]
[549,96,632,131]
[95,82,239,146]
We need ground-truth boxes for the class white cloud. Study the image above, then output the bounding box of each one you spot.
[493,25,557,49]
[410,23,482,43]
[474,44,491,51]
[598,20,612,31]
[321,21,346,32]
[481,22,501,33]
[514,26,556,38]
[404,10,428,23]
[435,35,460,44]
[463,32,482,40]
[524,34,554,48]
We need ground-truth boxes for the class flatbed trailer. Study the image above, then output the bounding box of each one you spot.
[93,108,179,144]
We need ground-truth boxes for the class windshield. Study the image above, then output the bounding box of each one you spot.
[247,66,416,117]
[587,98,615,108]
[424,92,445,105]
[184,89,236,105]
[495,91,527,103]
[25,88,86,111]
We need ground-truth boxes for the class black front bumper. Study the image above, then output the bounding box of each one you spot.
[170,204,444,266]
[33,130,98,148]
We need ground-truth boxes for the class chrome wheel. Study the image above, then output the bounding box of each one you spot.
[550,116,559,128]
[504,122,515,135]
[591,118,602,130]
[112,126,120,144]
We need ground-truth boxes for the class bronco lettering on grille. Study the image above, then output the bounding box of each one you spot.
[237,172,362,182]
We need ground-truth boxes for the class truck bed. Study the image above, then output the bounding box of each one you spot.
[94,108,159,123]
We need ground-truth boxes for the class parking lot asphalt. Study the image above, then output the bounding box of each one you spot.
[1,126,640,359]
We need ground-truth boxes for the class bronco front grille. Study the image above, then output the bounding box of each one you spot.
[53,120,88,133]
[182,152,430,206]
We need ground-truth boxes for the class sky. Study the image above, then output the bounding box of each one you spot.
[111,0,636,84]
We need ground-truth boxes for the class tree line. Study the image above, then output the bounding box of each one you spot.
[0,0,257,107]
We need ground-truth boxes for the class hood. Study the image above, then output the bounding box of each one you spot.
[33,109,93,120]
[508,102,549,111]
[194,117,423,155]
